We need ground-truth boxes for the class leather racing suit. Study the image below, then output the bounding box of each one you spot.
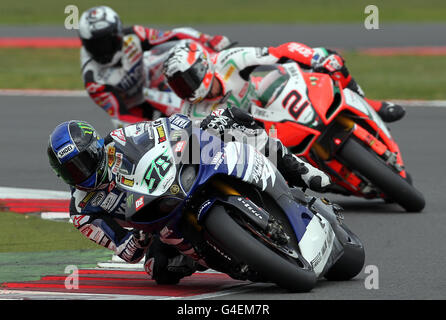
[82,26,231,128]
[178,41,400,121]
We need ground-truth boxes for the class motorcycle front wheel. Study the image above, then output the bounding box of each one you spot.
[204,205,317,292]
[338,138,425,212]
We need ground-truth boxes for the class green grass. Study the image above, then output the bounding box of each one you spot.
[0,211,101,252]
[0,0,445,25]
[0,48,82,90]
[1,47,445,100]
[342,52,446,100]
[0,212,113,283]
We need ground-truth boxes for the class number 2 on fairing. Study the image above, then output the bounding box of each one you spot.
[282,90,309,121]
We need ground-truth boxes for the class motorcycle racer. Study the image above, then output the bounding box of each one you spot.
[79,6,232,128]
[162,40,405,123]
[47,112,330,284]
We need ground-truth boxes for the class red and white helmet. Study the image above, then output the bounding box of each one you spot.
[163,40,214,103]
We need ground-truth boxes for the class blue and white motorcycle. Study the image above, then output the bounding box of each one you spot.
[112,115,365,292]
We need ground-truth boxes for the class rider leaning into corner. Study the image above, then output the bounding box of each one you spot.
[162,40,406,123]
[79,5,232,128]
[47,111,331,284]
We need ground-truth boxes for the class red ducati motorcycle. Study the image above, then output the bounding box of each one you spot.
[249,63,425,212]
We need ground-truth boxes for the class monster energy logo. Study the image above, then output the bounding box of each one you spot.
[77,122,94,135]
[143,150,172,192]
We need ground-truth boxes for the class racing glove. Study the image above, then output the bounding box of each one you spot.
[312,53,352,88]
[133,230,152,248]
[144,234,198,285]
[200,107,269,149]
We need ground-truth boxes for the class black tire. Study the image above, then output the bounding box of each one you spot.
[324,225,365,281]
[338,138,425,212]
[204,205,317,292]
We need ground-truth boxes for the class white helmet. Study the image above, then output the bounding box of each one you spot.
[163,40,215,103]
[79,6,123,65]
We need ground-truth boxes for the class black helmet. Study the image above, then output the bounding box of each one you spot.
[78,6,123,65]
[47,120,107,190]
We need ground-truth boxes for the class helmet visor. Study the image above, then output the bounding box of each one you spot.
[51,142,105,186]
[83,34,122,64]
[167,56,208,100]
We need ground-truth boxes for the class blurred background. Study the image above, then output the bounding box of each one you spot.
[1,0,446,98]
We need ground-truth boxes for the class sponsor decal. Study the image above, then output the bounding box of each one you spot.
[310,227,334,270]
[111,152,123,174]
[72,214,89,228]
[108,180,116,192]
[120,175,134,187]
[238,82,249,98]
[144,257,154,279]
[224,65,236,81]
[210,151,224,170]
[170,115,190,129]
[79,225,93,238]
[220,48,244,65]
[155,125,166,143]
[90,191,106,207]
[237,197,263,220]
[79,192,95,209]
[86,82,105,94]
[126,193,134,209]
[251,152,264,184]
[133,26,147,40]
[287,43,313,58]
[57,144,75,159]
[124,35,134,47]
[135,196,144,211]
[100,192,118,211]
[110,128,126,144]
[197,199,213,218]
[77,122,94,135]
[107,146,116,167]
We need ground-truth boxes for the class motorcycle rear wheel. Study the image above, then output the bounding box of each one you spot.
[338,138,425,212]
[204,205,317,292]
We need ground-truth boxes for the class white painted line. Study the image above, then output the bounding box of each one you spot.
[41,212,71,220]
[97,262,144,270]
[390,99,446,107]
[0,186,70,199]
[166,283,269,300]
[0,289,164,300]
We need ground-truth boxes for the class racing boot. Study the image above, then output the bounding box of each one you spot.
[144,234,198,285]
[278,153,332,192]
[347,79,406,123]
[376,101,406,123]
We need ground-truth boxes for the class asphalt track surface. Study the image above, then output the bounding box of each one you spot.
[3,23,446,48]
[0,93,445,300]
